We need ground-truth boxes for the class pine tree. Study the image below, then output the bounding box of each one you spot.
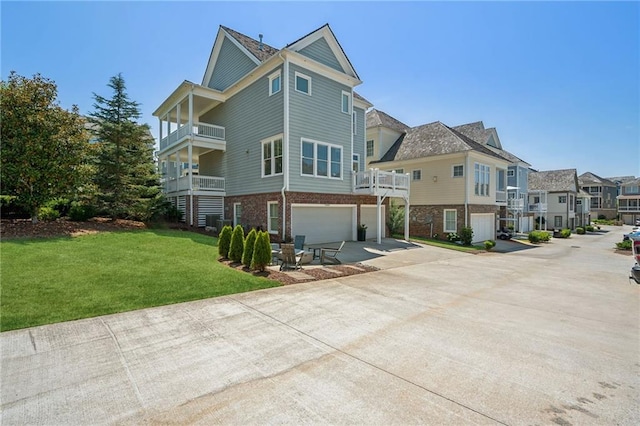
[229,225,245,263]
[89,73,161,220]
[242,228,258,267]
[218,225,233,259]
[251,231,272,272]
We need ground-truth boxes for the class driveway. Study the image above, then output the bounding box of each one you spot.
[2,226,638,425]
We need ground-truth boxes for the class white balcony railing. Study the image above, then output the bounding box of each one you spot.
[496,190,507,203]
[160,122,225,151]
[528,203,548,212]
[165,174,225,194]
[619,205,640,212]
[508,198,525,210]
[354,169,410,197]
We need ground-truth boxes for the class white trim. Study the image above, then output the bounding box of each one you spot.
[233,202,242,227]
[352,111,357,135]
[366,139,374,157]
[286,50,361,87]
[267,201,279,234]
[300,138,343,180]
[341,90,351,114]
[261,134,284,178]
[352,153,360,173]
[444,209,457,233]
[202,28,261,87]
[452,164,464,178]
[268,70,281,96]
[294,71,312,95]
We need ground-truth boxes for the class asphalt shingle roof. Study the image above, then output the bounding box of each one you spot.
[605,175,637,184]
[453,122,529,166]
[578,172,616,186]
[374,121,507,163]
[365,109,410,133]
[529,169,578,192]
[221,25,279,62]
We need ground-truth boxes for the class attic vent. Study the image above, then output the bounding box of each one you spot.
[259,34,263,50]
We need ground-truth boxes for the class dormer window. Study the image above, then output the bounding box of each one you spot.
[295,72,311,95]
[268,71,281,96]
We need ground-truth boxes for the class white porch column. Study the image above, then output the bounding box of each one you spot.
[159,117,163,148]
[165,114,171,138]
[188,90,194,130]
[377,194,383,245]
[404,196,410,242]
[176,102,181,129]
[188,143,193,227]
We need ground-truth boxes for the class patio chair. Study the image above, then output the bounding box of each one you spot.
[279,243,303,271]
[294,235,305,251]
[321,241,345,265]
[271,243,281,266]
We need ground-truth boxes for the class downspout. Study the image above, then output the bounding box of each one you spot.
[279,52,289,241]
[464,152,469,227]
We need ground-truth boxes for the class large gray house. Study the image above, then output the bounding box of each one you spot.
[153,24,408,244]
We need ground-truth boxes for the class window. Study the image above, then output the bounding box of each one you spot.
[352,112,357,135]
[554,216,563,228]
[412,169,422,181]
[507,169,515,177]
[444,209,457,233]
[366,140,374,157]
[497,169,506,192]
[268,71,281,96]
[558,195,567,203]
[352,153,360,173]
[474,163,490,196]
[267,202,278,234]
[234,203,242,227]
[295,72,311,95]
[534,196,540,204]
[452,164,464,178]
[342,91,351,114]
[391,168,404,174]
[262,136,283,177]
[301,139,342,179]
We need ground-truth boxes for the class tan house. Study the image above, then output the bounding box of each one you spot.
[617,177,640,224]
[529,169,580,230]
[365,110,509,243]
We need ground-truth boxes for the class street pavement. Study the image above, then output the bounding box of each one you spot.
[1,226,638,425]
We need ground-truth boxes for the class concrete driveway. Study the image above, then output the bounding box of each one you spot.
[2,226,639,425]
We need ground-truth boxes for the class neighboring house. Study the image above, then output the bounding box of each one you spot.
[578,172,617,219]
[607,175,636,198]
[365,112,509,243]
[617,177,640,224]
[576,189,592,228]
[153,24,407,244]
[452,121,534,232]
[528,169,580,230]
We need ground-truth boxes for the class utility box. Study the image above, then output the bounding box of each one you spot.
[205,215,220,228]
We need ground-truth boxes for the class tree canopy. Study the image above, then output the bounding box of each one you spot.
[0,72,89,221]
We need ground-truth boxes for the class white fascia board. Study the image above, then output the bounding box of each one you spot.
[354,97,373,109]
[489,128,503,149]
[202,28,261,87]
[286,26,358,79]
[153,81,225,118]
[285,50,361,87]
[223,54,284,99]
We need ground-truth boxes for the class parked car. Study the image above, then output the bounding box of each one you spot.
[497,228,513,240]
[635,218,640,226]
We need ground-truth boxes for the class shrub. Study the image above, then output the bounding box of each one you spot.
[616,240,632,250]
[459,226,473,246]
[484,240,496,251]
[387,201,405,235]
[598,214,606,220]
[44,198,71,217]
[576,227,585,235]
[242,228,258,267]
[37,206,60,222]
[217,225,233,259]
[529,230,550,243]
[162,203,183,223]
[251,231,272,272]
[68,202,96,221]
[228,225,245,263]
[447,232,459,242]
[585,225,595,232]
[560,229,572,238]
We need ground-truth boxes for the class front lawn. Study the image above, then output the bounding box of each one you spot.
[394,234,485,252]
[1,229,279,331]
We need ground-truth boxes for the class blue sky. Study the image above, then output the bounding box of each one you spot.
[2,1,638,178]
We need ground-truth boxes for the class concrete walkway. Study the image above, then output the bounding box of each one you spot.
[1,226,638,425]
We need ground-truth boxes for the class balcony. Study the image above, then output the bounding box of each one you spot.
[528,203,548,213]
[165,174,225,195]
[507,198,525,210]
[496,190,507,204]
[353,169,410,198]
[159,122,226,153]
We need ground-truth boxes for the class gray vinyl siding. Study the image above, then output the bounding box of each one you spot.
[353,106,365,171]
[288,63,353,194]
[298,38,344,73]
[200,65,284,196]
[518,167,529,194]
[602,186,617,209]
[207,37,258,91]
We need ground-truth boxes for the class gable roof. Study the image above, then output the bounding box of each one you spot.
[529,169,578,192]
[366,109,410,133]
[453,121,529,166]
[374,121,508,163]
[578,172,616,186]
[220,25,279,62]
[621,177,640,186]
[605,175,636,184]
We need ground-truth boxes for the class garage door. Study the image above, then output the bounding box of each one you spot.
[291,205,355,245]
[470,213,495,243]
[360,205,385,240]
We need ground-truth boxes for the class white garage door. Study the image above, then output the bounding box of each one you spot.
[291,205,355,245]
[470,213,495,243]
[360,205,385,240]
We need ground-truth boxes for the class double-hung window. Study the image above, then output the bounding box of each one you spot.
[352,154,360,173]
[268,71,281,96]
[412,170,422,181]
[262,136,283,177]
[474,163,490,196]
[558,195,567,203]
[295,72,311,95]
[301,139,342,179]
[452,164,464,178]
[444,209,457,233]
[341,91,351,114]
[267,201,278,234]
[366,140,374,157]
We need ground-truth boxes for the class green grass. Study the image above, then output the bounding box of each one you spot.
[0,229,280,331]
[394,234,485,252]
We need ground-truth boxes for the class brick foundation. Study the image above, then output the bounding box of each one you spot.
[407,204,499,240]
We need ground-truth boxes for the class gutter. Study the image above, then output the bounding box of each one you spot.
[279,52,290,241]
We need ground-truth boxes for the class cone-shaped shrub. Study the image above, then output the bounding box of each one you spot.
[229,225,245,263]
[242,228,258,267]
[251,231,272,272]
[218,225,233,259]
